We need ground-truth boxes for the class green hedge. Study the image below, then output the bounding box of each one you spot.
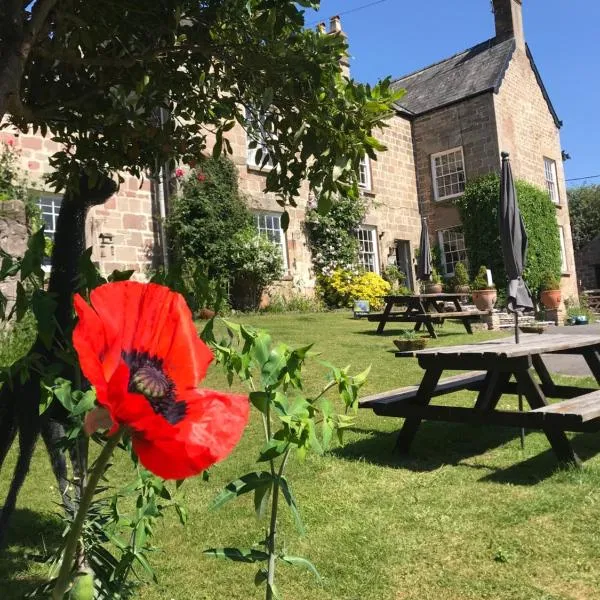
[455,173,561,294]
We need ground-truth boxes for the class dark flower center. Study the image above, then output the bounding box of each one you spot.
[122,351,186,425]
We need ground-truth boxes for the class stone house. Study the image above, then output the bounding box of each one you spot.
[0,0,578,302]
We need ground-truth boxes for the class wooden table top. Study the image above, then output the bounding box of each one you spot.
[396,333,600,359]
[383,293,466,301]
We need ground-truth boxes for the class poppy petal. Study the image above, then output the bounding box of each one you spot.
[132,389,249,479]
[73,294,109,398]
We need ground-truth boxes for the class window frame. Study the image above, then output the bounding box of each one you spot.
[253,211,288,271]
[355,225,380,274]
[245,109,274,171]
[437,227,469,277]
[431,146,466,201]
[358,156,372,192]
[544,157,560,205]
[558,225,568,272]
[37,193,63,271]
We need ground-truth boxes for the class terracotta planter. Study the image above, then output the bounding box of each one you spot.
[471,289,497,311]
[540,289,561,310]
[424,283,443,294]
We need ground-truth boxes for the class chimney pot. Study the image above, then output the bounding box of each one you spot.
[316,22,326,34]
[492,0,525,51]
[329,15,342,34]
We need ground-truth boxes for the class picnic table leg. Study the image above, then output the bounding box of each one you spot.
[582,349,600,385]
[514,369,581,466]
[474,371,511,411]
[414,321,422,332]
[532,354,558,396]
[463,319,474,335]
[377,301,394,334]
[424,319,437,339]
[395,367,443,454]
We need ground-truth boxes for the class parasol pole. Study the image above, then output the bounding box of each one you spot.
[514,310,524,448]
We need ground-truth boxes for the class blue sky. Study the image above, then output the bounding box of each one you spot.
[305,0,600,186]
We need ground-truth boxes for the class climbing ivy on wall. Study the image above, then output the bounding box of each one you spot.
[455,173,562,294]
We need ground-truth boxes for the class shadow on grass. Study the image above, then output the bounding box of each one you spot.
[336,424,600,484]
[481,431,600,485]
[334,422,516,472]
[0,508,61,598]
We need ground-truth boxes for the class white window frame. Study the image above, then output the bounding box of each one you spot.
[246,109,274,171]
[38,194,62,270]
[358,156,372,191]
[253,211,288,271]
[544,157,560,205]
[437,227,468,276]
[431,147,466,201]
[355,225,380,274]
[559,225,568,272]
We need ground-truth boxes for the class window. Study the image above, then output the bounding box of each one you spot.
[38,194,62,267]
[544,157,560,204]
[559,226,567,272]
[246,109,273,170]
[438,227,468,276]
[254,212,287,269]
[431,147,466,201]
[355,225,379,273]
[358,156,372,191]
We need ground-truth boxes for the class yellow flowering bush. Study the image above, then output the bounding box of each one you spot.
[318,269,391,310]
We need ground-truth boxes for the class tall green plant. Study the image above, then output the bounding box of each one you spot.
[204,320,369,599]
[567,184,600,252]
[455,173,561,293]
[167,157,253,282]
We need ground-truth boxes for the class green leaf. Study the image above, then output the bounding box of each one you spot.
[253,481,272,519]
[279,476,305,535]
[258,439,288,462]
[31,289,57,349]
[280,210,290,232]
[249,391,270,414]
[203,548,269,563]
[254,568,268,587]
[209,472,274,511]
[280,555,322,582]
[53,378,73,411]
[107,269,135,282]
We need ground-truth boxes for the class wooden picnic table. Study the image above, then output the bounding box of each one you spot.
[367,293,488,338]
[359,333,600,465]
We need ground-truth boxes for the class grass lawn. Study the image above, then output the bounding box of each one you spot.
[2,312,600,599]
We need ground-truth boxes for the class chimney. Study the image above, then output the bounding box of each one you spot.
[492,0,525,51]
[327,15,350,78]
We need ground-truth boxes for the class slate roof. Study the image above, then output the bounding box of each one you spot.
[391,38,515,116]
[391,37,561,128]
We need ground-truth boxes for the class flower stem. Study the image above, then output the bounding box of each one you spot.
[52,429,124,600]
[265,447,291,600]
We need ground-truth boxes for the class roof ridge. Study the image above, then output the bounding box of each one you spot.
[391,36,503,85]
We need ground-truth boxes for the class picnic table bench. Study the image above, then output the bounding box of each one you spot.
[368,293,489,338]
[359,333,600,465]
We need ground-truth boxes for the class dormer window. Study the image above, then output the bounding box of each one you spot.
[431,147,466,201]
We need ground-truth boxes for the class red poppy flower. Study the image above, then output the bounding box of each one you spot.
[72,281,249,480]
[175,167,185,178]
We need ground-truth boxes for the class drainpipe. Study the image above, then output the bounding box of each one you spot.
[156,106,170,271]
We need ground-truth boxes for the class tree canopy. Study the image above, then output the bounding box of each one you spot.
[0,0,400,207]
[567,184,600,253]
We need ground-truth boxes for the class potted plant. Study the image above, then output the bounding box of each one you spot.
[540,272,562,310]
[471,265,497,311]
[453,262,470,295]
[424,267,443,294]
[393,330,428,351]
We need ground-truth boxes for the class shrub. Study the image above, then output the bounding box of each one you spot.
[262,292,324,313]
[167,156,252,283]
[381,264,406,289]
[318,269,390,310]
[454,262,469,286]
[456,173,561,294]
[472,265,494,290]
[229,228,283,310]
[540,271,561,291]
[304,195,367,276]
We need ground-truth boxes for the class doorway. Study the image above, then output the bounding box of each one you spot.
[395,240,414,291]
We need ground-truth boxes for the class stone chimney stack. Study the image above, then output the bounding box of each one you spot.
[327,15,350,78]
[492,0,525,51]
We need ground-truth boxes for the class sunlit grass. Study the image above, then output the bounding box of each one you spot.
[2,313,600,599]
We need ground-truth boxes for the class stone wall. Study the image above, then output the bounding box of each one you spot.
[576,235,600,291]
[0,129,157,278]
[412,93,499,240]
[0,200,28,309]
[494,47,579,302]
